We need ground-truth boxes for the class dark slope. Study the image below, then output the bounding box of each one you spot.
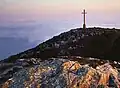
[2,27,120,62]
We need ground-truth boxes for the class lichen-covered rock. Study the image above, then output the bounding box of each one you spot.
[2,58,120,88]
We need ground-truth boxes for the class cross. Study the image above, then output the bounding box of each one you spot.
[82,9,87,30]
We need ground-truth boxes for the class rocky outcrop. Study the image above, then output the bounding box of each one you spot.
[2,58,120,88]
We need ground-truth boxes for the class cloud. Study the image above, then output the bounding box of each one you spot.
[0,19,78,45]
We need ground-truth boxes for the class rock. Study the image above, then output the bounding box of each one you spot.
[2,58,120,88]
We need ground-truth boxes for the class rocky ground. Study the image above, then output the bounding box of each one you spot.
[1,57,120,88]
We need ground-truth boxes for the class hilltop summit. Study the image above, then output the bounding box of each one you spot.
[3,27,120,62]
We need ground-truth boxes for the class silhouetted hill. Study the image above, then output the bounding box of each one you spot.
[2,27,120,62]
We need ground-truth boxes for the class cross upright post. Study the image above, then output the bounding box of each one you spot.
[82,9,87,31]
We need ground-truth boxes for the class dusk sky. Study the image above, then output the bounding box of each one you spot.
[0,0,120,59]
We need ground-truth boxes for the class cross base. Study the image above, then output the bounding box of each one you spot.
[83,24,86,30]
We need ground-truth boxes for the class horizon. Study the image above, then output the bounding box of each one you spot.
[0,0,120,59]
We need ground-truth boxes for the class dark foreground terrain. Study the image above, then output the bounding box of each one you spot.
[3,27,120,63]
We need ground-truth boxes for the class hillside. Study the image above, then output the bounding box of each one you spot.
[1,27,120,87]
[3,27,120,63]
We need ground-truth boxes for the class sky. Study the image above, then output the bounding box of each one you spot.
[0,0,120,59]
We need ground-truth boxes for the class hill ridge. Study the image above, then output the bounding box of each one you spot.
[2,27,120,63]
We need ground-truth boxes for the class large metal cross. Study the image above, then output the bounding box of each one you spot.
[82,9,87,30]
